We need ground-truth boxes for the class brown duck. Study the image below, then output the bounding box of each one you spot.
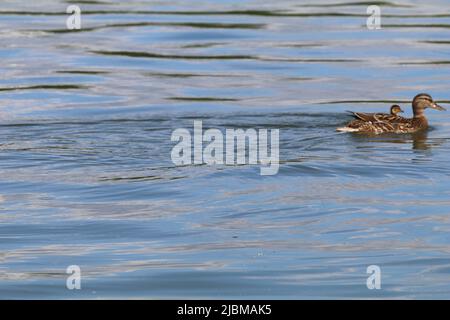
[337,94,446,134]
[347,104,404,122]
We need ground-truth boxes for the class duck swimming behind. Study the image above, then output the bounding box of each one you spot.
[390,105,404,116]
[337,94,446,134]
[346,104,404,123]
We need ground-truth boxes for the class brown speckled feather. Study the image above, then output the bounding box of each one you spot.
[346,119,396,134]
[349,110,403,123]
[389,117,428,133]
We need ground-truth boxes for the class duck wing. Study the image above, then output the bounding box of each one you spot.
[363,120,396,134]
[343,119,396,134]
[366,118,418,134]
[346,111,392,122]
[373,114,404,122]
[346,111,376,121]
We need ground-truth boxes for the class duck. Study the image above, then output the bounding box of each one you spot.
[346,104,404,123]
[337,93,446,134]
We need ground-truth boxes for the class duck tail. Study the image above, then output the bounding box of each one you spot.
[336,126,360,132]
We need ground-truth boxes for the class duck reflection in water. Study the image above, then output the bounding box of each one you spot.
[348,128,444,151]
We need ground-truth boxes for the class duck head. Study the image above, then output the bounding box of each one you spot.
[390,104,404,115]
[413,93,446,117]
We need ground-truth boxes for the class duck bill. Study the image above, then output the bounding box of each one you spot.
[431,103,446,111]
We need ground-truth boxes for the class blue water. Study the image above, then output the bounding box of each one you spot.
[1,0,450,299]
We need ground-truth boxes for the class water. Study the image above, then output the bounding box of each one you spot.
[1,0,450,299]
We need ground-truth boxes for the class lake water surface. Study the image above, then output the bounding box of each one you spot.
[1,0,450,299]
